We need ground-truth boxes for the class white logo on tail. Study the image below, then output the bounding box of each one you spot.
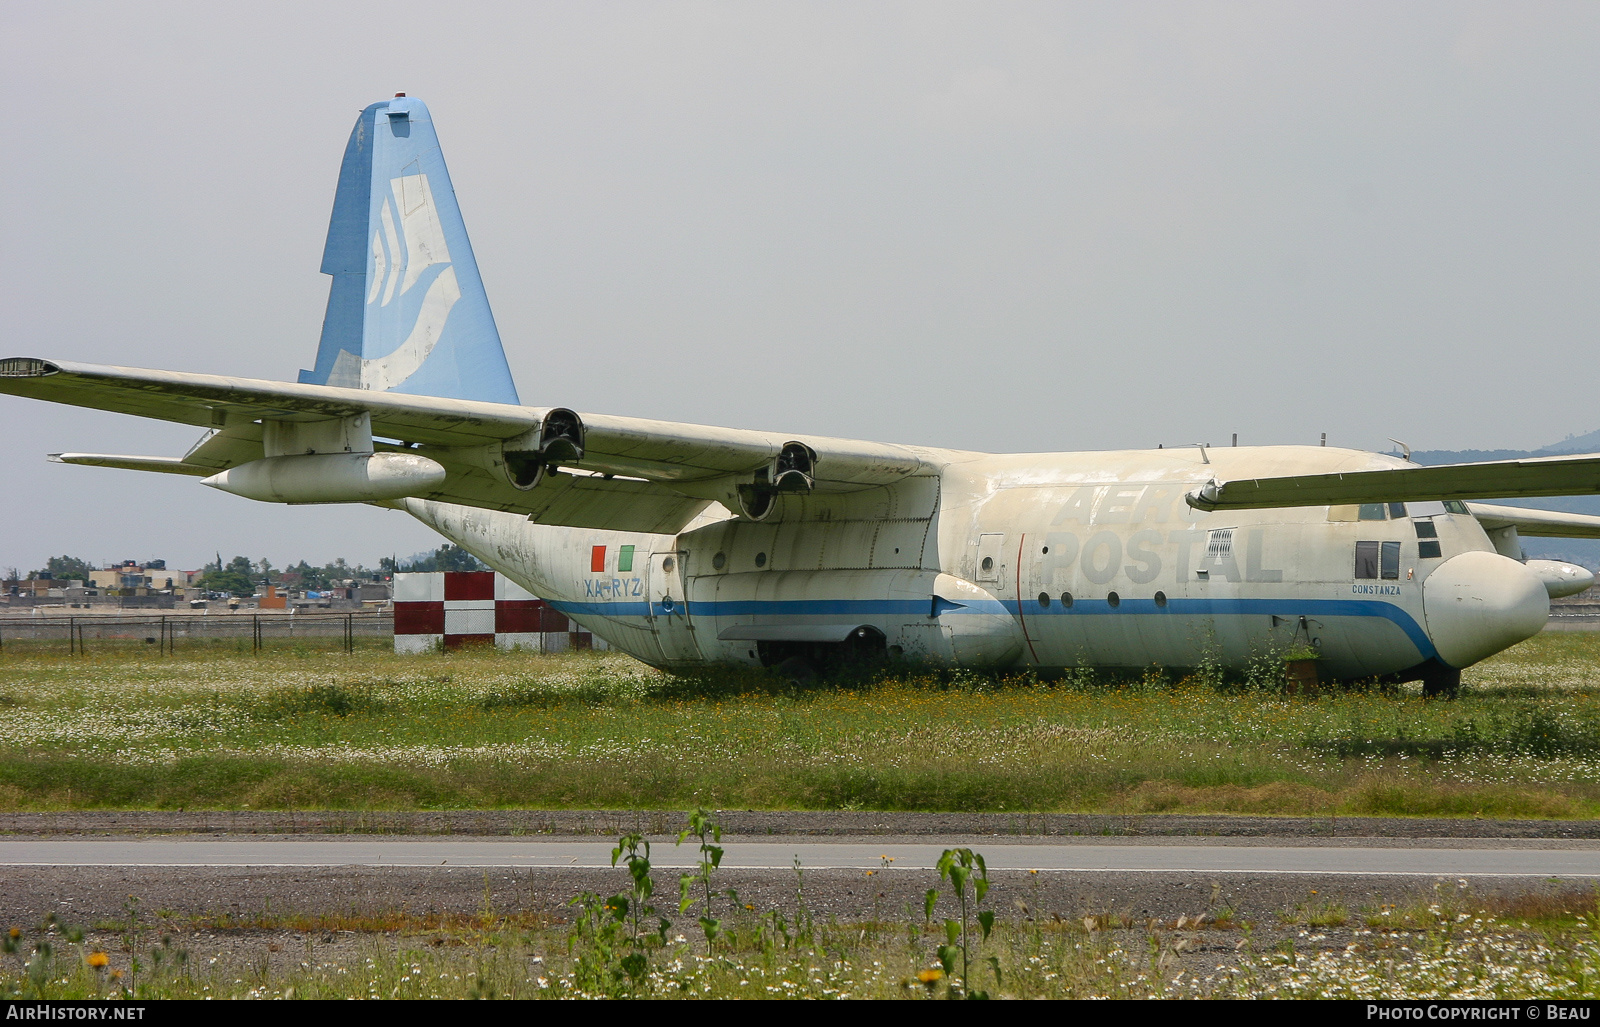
[333,173,461,390]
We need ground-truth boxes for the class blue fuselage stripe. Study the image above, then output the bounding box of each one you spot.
[546,596,1435,660]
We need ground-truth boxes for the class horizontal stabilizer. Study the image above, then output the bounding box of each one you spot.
[49,453,212,476]
[1187,454,1600,512]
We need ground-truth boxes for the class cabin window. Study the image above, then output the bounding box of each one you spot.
[1154,590,1168,608]
[1060,592,1074,608]
[1037,592,1050,608]
[1358,504,1388,521]
[1106,591,1121,608]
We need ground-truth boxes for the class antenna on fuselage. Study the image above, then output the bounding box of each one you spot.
[1387,438,1412,462]
[1194,442,1210,464]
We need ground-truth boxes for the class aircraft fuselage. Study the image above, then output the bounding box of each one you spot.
[402,443,1551,679]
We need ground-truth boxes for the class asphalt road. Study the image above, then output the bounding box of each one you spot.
[3,836,1598,877]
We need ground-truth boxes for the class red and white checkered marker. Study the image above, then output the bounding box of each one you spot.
[391,571,603,653]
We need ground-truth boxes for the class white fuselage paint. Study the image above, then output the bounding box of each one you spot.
[400,445,1550,678]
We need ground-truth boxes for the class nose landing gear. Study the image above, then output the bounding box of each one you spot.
[1421,663,1461,700]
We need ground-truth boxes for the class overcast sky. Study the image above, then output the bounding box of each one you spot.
[3,1,1598,574]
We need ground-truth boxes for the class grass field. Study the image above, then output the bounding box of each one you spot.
[0,633,1598,816]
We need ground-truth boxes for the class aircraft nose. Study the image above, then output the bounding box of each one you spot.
[1422,551,1549,669]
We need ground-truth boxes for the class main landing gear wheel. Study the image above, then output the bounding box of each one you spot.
[774,656,818,686]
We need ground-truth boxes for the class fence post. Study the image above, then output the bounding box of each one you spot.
[69,617,75,656]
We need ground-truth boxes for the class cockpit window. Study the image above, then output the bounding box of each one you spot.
[1356,540,1403,579]
[1358,503,1388,521]
[1388,502,1406,519]
[1443,500,1469,514]
[1355,540,1380,578]
[1380,541,1401,579]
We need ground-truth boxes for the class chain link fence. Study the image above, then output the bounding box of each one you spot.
[0,613,394,654]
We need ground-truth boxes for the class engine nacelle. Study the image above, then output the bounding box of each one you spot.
[1524,559,1596,599]
[200,452,447,504]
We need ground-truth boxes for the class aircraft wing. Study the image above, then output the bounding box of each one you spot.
[1186,454,1600,513]
[0,358,934,533]
[1465,502,1600,539]
[0,358,541,444]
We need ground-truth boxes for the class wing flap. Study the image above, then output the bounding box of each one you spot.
[1188,454,1600,511]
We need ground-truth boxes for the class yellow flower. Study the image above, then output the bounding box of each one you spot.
[109,970,123,981]
[6,929,17,940]
[87,951,109,969]
[917,968,944,984]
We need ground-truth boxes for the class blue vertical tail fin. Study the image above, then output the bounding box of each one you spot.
[299,95,520,406]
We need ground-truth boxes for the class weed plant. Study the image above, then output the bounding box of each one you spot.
[1,836,1598,1000]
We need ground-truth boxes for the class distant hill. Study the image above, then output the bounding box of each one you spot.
[1403,430,1600,568]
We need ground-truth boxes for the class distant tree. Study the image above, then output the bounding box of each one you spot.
[398,545,486,573]
[198,555,257,597]
[28,555,96,581]
[281,560,327,591]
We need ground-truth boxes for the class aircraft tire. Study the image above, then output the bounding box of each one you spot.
[774,655,818,687]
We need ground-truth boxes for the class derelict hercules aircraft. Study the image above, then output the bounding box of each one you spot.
[6,95,1600,696]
